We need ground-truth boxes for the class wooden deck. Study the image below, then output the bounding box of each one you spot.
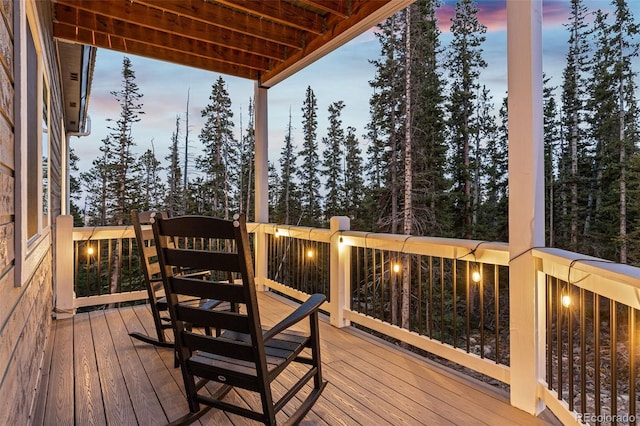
[33,292,559,425]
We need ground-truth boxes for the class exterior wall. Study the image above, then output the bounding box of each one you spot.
[0,0,60,422]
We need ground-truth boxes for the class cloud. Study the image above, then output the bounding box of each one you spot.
[437,0,507,33]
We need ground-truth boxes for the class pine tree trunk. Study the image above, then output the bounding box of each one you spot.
[401,6,412,331]
[618,35,627,263]
[570,118,578,251]
[183,90,190,211]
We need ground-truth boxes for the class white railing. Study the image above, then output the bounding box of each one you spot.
[55,215,640,424]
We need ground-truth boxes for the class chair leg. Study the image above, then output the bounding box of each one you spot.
[129,332,174,348]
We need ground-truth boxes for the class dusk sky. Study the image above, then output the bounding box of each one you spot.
[73,0,640,187]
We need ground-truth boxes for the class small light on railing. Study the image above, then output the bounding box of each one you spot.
[275,227,280,238]
[307,249,314,258]
[393,263,401,273]
[87,246,94,256]
[470,263,481,283]
[561,294,571,308]
[339,236,344,244]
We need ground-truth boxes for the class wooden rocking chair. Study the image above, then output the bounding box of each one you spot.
[153,213,327,425]
[129,209,220,348]
[129,209,174,348]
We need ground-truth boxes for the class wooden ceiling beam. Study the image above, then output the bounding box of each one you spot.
[54,5,275,70]
[55,0,303,51]
[298,0,351,19]
[213,0,325,34]
[262,0,411,87]
[54,22,261,79]
[134,0,307,48]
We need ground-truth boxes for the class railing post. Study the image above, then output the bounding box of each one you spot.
[330,216,350,328]
[55,215,75,318]
[507,0,545,414]
[253,224,268,291]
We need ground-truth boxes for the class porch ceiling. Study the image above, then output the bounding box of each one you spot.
[52,0,413,88]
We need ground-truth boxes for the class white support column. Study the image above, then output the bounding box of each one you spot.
[55,215,75,318]
[329,216,350,328]
[507,0,545,414]
[254,82,269,290]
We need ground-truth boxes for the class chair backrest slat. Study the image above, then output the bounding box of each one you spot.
[158,215,238,240]
[183,332,255,362]
[164,248,242,272]
[176,305,250,334]
[170,277,245,303]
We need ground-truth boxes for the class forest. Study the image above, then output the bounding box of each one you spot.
[74,0,640,265]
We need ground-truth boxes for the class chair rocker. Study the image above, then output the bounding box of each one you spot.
[153,213,327,425]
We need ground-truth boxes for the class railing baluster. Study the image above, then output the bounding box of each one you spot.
[568,284,574,412]
[466,261,470,352]
[440,257,445,344]
[557,277,564,401]
[479,262,485,359]
[494,264,499,364]
[580,287,586,418]
[630,307,636,425]
[429,256,434,339]
[452,258,456,348]
[417,254,421,334]
[546,276,553,391]
[594,294,601,423]
[611,299,617,418]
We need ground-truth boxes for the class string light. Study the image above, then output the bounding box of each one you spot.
[87,245,94,256]
[561,293,571,308]
[393,263,401,273]
[471,264,481,283]
[307,248,314,258]
[274,227,280,238]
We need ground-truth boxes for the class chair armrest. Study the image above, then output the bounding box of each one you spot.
[263,293,326,342]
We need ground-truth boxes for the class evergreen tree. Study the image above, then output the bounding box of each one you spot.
[367,13,403,233]
[475,88,505,241]
[268,161,280,219]
[543,77,562,246]
[165,115,184,216]
[322,101,346,218]
[196,76,238,219]
[68,148,84,226]
[105,56,144,225]
[362,119,386,231]
[136,144,165,211]
[274,109,301,225]
[608,0,639,262]
[445,0,487,239]
[81,138,111,226]
[297,86,322,226]
[587,9,622,259]
[558,0,591,252]
[343,126,366,229]
[238,99,255,220]
[409,0,449,237]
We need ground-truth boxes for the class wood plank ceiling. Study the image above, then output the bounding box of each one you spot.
[52,0,413,88]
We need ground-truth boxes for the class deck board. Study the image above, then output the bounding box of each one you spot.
[36,291,559,425]
[43,318,74,426]
[73,310,106,425]
[89,310,138,425]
